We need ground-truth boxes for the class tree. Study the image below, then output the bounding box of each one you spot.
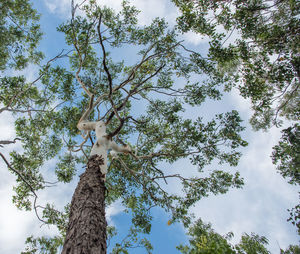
[272,123,300,186]
[0,0,65,150]
[281,244,300,254]
[177,219,299,254]
[172,0,300,233]
[2,1,249,253]
[272,123,300,234]
[177,219,270,254]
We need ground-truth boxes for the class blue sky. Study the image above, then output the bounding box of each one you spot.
[0,0,299,253]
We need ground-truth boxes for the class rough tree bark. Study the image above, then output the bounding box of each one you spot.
[62,155,107,254]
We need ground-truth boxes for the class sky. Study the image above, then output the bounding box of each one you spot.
[0,0,299,253]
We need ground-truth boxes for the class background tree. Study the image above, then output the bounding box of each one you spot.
[172,0,300,233]
[281,244,300,254]
[272,123,300,234]
[173,0,299,130]
[177,219,299,254]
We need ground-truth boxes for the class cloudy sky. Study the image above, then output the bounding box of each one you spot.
[0,0,299,253]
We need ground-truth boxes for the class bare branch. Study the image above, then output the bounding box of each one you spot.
[70,131,90,152]
[0,138,21,147]
[78,94,94,127]
[113,41,181,94]
[97,14,113,96]
[70,3,93,98]
[106,64,165,129]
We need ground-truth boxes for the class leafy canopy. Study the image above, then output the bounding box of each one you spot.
[0,0,43,70]
[177,219,299,254]
[3,0,249,252]
[173,0,300,235]
[173,0,299,130]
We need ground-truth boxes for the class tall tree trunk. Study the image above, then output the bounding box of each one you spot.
[62,155,107,254]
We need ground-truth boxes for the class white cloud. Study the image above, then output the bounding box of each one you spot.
[182,31,210,46]
[96,0,123,13]
[43,0,71,17]
[130,0,179,26]
[0,147,39,254]
[0,110,37,253]
[230,88,253,117]
[0,110,16,141]
[0,185,37,254]
[106,199,124,225]
[43,0,179,26]
[0,176,62,254]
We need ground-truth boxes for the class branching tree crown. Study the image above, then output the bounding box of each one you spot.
[1,0,253,253]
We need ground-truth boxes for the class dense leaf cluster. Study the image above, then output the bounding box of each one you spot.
[177,219,270,254]
[178,219,300,253]
[0,0,43,70]
[272,124,300,185]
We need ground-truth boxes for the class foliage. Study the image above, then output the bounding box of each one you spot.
[173,0,300,130]
[0,0,297,252]
[0,0,43,70]
[3,0,297,252]
[0,0,44,116]
[280,244,300,254]
[272,124,300,185]
[173,0,300,234]
[272,123,300,234]
[287,199,300,235]
[177,219,270,254]
[21,235,64,254]
[0,0,250,252]
[178,219,300,254]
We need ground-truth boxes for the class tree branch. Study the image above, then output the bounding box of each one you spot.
[0,152,46,223]
[97,13,113,96]
[0,138,21,147]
